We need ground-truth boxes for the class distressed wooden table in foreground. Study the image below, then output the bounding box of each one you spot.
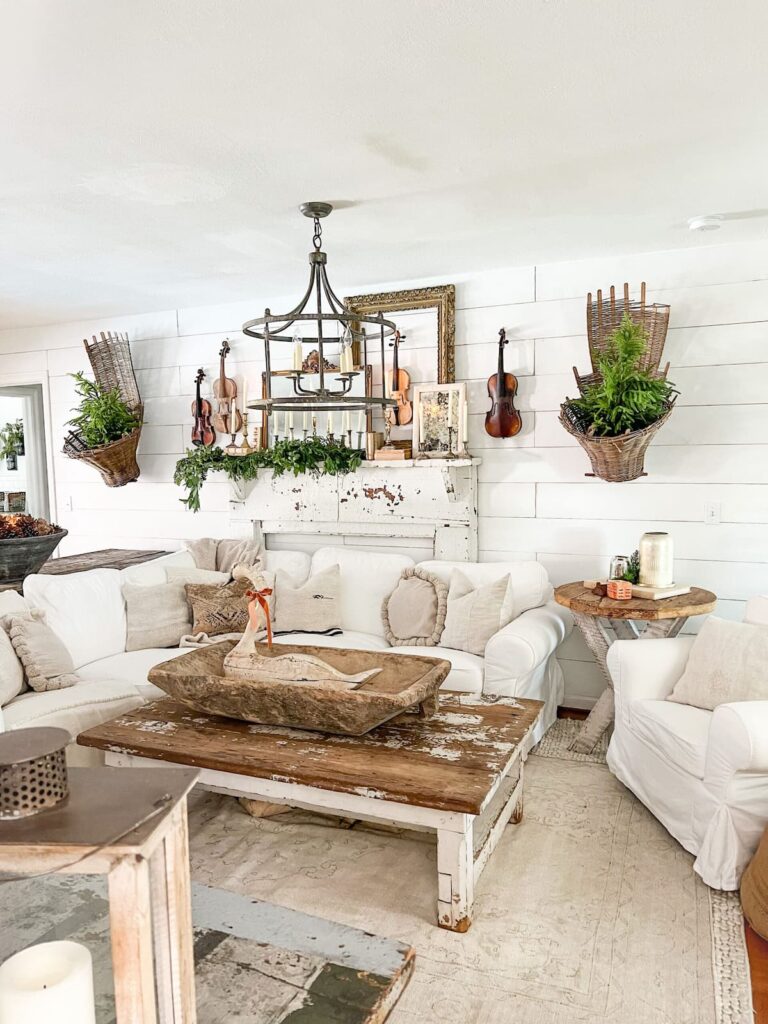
[0,766,198,1024]
[79,693,542,933]
[555,582,717,754]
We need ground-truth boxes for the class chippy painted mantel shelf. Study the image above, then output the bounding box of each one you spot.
[229,457,481,561]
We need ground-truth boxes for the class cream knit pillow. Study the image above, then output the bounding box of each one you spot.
[382,567,448,647]
[439,570,510,657]
[667,616,768,710]
[4,610,78,692]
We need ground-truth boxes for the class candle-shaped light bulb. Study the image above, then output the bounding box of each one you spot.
[292,331,303,372]
[340,325,353,373]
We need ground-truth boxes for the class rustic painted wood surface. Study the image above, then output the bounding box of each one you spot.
[229,459,480,561]
[0,766,198,1024]
[147,640,449,736]
[0,876,414,1024]
[554,581,717,621]
[0,548,170,591]
[79,694,541,815]
[555,581,717,754]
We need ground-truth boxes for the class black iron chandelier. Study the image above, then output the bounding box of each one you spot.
[243,202,399,414]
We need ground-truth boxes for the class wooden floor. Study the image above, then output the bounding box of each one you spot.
[557,708,767,1018]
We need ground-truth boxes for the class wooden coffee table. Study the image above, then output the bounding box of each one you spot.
[78,693,542,933]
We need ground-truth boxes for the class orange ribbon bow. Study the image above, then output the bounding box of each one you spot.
[246,588,273,649]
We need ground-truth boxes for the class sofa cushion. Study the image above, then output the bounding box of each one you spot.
[311,547,414,637]
[390,645,484,694]
[440,570,510,656]
[271,630,390,654]
[263,549,311,585]
[417,559,550,622]
[382,567,447,647]
[273,565,341,634]
[3,678,142,736]
[667,616,768,711]
[630,699,711,779]
[24,568,126,669]
[78,647,190,700]
[120,550,196,586]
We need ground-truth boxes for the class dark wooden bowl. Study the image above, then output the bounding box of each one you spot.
[0,530,67,586]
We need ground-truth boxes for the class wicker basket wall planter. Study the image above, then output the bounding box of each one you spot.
[559,400,675,482]
[561,281,676,482]
[62,332,143,487]
[64,427,142,487]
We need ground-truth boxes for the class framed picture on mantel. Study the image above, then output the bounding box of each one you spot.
[413,382,468,458]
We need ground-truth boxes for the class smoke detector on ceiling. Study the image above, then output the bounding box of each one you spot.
[687,215,723,232]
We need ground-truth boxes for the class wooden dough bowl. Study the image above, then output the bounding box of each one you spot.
[148,640,451,736]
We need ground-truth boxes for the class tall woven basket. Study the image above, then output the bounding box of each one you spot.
[563,282,675,481]
[63,332,143,487]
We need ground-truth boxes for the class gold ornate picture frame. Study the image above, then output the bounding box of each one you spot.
[343,284,456,384]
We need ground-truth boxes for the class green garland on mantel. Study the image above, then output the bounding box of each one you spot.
[174,436,363,512]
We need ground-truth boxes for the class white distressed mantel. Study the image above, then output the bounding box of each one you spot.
[229,458,481,561]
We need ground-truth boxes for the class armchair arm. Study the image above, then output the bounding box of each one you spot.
[484,600,572,698]
[705,702,768,785]
[607,636,694,725]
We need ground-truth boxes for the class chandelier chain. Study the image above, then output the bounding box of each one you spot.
[312,216,323,251]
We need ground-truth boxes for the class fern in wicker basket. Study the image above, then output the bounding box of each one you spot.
[560,313,678,482]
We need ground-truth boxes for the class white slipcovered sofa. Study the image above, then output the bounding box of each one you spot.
[0,545,572,761]
[606,596,768,890]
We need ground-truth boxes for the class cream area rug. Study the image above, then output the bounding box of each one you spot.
[186,720,753,1024]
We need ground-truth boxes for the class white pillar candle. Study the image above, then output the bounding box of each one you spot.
[462,395,468,445]
[292,333,303,372]
[288,411,294,430]
[342,410,351,433]
[0,941,95,1024]
[241,375,248,409]
[356,410,365,433]
[274,411,282,438]
[326,411,333,435]
[303,411,309,432]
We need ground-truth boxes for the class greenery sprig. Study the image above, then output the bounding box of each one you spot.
[174,436,363,512]
[67,372,140,449]
[566,314,677,437]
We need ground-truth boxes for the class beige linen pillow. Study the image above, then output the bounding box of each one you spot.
[165,567,230,586]
[667,616,768,710]
[273,565,341,634]
[382,567,448,647]
[440,570,510,657]
[5,610,78,692]
[184,538,263,575]
[123,581,192,651]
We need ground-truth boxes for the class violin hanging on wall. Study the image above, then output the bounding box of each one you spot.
[386,330,412,426]
[191,368,216,447]
[212,339,242,436]
[485,328,522,438]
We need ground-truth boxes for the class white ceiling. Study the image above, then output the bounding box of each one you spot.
[1,0,767,327]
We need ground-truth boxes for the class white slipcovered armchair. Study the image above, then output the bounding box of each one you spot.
[606,596,768,890]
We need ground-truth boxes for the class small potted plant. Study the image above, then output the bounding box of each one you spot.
[0,514,67,585]
[559,314,678,482]
[63,372,142,487]
[0,424,20,470]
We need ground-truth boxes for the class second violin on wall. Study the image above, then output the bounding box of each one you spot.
[485,328,522,438]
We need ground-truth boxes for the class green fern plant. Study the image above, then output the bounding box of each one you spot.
[67,372,140,449]
[567,314,676,437]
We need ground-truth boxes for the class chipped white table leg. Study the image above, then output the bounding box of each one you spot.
[437,814,474,932]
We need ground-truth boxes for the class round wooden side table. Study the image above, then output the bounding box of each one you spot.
[554,582,717,754]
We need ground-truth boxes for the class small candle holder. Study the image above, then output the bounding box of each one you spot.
[303,429,308,440]
[346,429,353,448]
[356,430,364,450]
[442,426,459,460]
[289,426,295,442]
[252,425,262,450]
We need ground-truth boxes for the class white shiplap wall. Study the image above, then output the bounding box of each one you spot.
[2,237,768,707]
